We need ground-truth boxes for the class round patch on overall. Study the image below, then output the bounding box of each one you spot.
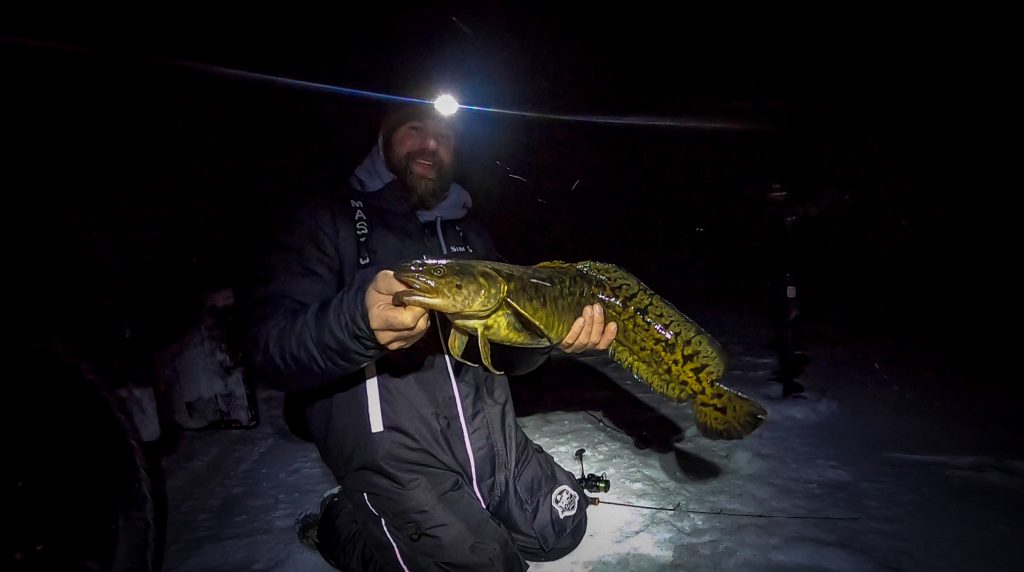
[551,485,579,519]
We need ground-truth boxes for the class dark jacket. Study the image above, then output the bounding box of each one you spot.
[247,178,554,502]
[249,174,592,570]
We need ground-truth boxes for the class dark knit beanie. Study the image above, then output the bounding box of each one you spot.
[378,101,455,151]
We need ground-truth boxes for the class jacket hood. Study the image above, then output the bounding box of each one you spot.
[349,145,471,222]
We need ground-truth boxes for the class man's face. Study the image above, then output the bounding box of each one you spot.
[386,118,455,210]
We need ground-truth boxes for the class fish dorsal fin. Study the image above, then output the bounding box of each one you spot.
[534,260,572,270]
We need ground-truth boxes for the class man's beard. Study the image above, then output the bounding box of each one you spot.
[390,150,453,210]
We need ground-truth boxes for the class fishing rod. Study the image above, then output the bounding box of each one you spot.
[588,498,859,521]
[575,448,859,521]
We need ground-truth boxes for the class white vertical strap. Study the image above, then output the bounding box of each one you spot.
[363,493,410,572]
[436,320,486,508]
[365,362,383,433]
[436,216,448,255]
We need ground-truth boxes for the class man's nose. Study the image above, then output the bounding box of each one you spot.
[419,131,440,150]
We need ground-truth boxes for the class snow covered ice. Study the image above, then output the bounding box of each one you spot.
[161,317,1023,571]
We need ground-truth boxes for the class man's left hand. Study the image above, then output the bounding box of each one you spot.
[559,304,617,353]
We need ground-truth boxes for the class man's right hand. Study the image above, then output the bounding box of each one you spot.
[365,270,431,350]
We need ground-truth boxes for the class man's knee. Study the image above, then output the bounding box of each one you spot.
[504,439,590,562]
[517,510,588,562]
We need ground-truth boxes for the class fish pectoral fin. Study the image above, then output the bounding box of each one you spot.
[448,327,478,367]
[504,296,556,342]
[692,386,767,440]
[476,333,504,375]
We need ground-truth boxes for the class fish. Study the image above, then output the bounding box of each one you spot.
[393,259,766,439]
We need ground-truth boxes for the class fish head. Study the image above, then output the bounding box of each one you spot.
[393,259,506,317]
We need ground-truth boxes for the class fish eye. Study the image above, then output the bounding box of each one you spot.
[431,266,446,277]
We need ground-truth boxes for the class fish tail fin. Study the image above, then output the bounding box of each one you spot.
[692,386,767,439]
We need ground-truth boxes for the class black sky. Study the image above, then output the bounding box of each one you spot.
[2,13,986,376]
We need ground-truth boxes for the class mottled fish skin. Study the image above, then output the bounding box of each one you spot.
[393,259,766,439]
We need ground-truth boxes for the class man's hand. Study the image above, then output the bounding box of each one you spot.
[559,304,617,353]
[366,270,431,350]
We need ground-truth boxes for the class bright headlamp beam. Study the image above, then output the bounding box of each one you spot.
[434,94,460,116]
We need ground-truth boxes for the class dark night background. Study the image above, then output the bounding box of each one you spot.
[5,11,1021,572]
[2,13,996,392]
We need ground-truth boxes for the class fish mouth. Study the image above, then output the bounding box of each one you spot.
[392,274,438,307]
[393,273,435,292]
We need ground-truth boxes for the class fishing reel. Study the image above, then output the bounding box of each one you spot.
[574,448,611,493]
